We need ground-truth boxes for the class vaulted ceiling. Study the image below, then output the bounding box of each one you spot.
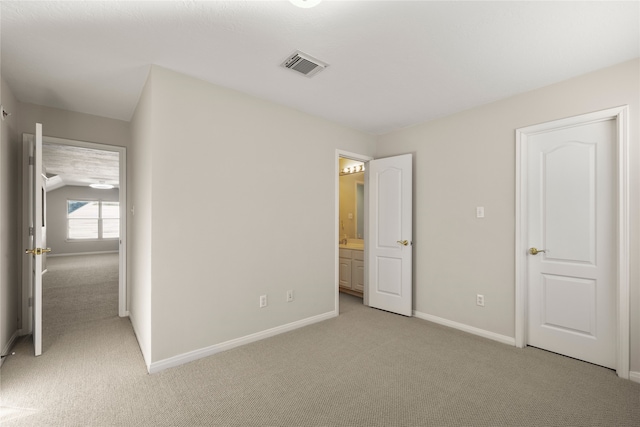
[1,1,638,135]
[42,143,120,191]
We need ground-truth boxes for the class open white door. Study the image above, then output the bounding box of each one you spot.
[367,154,412,316]
[25,123,48,356]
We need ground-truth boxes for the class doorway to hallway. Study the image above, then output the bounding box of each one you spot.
[21,131,127,356]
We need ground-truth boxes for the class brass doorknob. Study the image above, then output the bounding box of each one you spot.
[25,248,51,256]
[529,247,547,255]
[397,240,410,246]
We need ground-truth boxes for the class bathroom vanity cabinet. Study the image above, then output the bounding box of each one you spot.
[339,248,364,297]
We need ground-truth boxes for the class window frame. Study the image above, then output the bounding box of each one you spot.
[66,199,120,242]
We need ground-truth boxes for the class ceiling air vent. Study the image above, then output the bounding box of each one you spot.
[281,50,328,78]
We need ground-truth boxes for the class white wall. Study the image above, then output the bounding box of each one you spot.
[128,71,154,367]
[375,59,640,373]
[17,102,130,148]
[130,66,374,365]
[0,77,21,361]
[46,186,119,256]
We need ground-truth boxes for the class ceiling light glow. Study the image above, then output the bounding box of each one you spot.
[90,182,114,190]
[289,0,322,9]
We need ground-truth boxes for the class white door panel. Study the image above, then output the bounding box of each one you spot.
[543,143,596,263]
[527,118,615,368]
[367,154,412,316]
[541,274,596,336]
[26,123,45,356]
[376,257,402,295]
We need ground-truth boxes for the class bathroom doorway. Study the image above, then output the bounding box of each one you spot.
[335,150,414,317]
[336,151,372,309]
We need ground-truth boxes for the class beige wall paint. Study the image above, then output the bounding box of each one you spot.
[17,103,129,149]
[46,186,120,255]
[128,71,155,367]
[133,66,374,363]
[0,77,21,360]
[375,59,640,372]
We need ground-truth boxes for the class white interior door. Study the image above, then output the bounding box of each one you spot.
[367,154,412,316]
[25,123,47,356]
[526,118,616,368]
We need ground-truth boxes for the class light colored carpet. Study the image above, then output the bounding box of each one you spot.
[41,254,119,352]
[1,257,639,426]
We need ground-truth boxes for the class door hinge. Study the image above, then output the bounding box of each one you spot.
[29,227,34,236]
[28,297,33,307]
[29,156,34,165]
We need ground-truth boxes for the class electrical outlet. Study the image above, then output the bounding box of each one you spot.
[259,295,267,308]
[286,290,294,302]
[476,294,485,307]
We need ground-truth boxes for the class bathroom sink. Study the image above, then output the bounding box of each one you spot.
[339,243,364,250]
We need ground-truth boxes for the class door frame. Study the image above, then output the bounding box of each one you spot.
[515,105,629,378]
[335,150,373,312]
[21,134,128,335]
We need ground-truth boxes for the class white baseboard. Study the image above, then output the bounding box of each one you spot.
[413,310,516,347]
[128,312,151,371]
[149,310,338,374]
[0,330,20,367]
[48,250,118,257]
[413,312,638,380]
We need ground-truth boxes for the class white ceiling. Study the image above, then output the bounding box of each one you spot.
[42,143,119,191]
[1,1,638,135]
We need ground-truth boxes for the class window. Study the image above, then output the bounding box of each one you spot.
[68,200,120,240]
